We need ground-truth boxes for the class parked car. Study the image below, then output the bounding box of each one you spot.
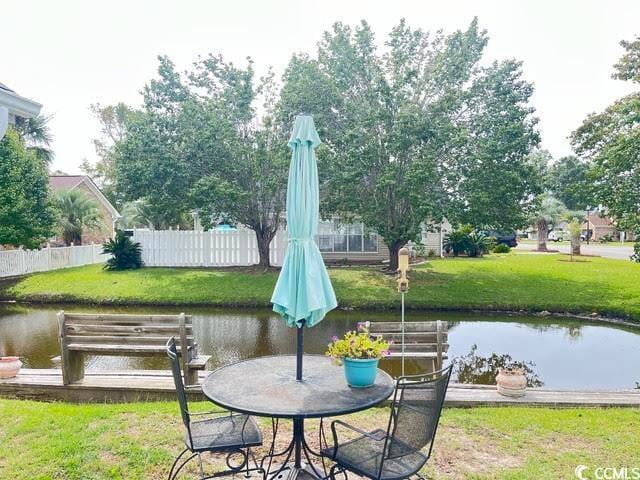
[548,230,568,242]
[483,230,518,248]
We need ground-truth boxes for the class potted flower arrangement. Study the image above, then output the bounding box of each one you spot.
[326,327,390,388]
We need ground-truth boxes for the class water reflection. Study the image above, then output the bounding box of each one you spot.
[452,344,544,387]
[0,304,639,390]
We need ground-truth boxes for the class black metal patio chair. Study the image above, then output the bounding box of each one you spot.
[321,365,453,480]
[166,338,263,479]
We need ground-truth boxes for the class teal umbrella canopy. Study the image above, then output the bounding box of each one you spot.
[271,115,337,328]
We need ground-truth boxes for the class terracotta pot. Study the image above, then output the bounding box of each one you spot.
[496,368,527,397]
[0,357,22,379]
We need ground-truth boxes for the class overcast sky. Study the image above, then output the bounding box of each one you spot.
[3,0,639,174]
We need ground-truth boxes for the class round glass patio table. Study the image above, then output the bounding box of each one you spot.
[202,355,395,479]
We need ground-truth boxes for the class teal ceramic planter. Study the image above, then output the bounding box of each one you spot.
[343,357,379,388]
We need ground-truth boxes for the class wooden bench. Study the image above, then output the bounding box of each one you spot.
[57,311,210,386]
[358,320,448,371]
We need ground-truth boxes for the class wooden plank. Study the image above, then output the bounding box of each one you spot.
[386,352,449,359]
[65,335,193,345]
[65,324,190,335]
[64,313,193,324]
[361,321,446,333]
[1,369,639,406]
[388,344,450,353]
[58,311,85,385]
[436,320,444,370]
[188,355,211,370]
[66,344,189,355]
[179,312,195,385]
[374,332,448,343]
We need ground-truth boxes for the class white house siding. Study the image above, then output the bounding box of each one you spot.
[420,219,451,257]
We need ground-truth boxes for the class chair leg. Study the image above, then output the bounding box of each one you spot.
[198,453,206,479]
[329,464,348,480]
[170,450,198,480]
[169,448,189,480]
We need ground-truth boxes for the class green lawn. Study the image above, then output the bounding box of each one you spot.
[2,252,640,320]
[0,399,637,479]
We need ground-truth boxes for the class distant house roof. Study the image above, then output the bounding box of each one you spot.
[583,213,615,230]
[49,175,120,219]
[49,175,86,192]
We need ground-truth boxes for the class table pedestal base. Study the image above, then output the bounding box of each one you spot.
[261,418,329,480]
[270,464,322,480]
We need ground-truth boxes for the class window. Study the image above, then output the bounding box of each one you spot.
[315,221,378,253]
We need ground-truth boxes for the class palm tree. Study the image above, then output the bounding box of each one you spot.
[14,114,54,164]
[118,199,154,229]
[530,195,566,251]
[56,190,104,245]
[565,211,586,257]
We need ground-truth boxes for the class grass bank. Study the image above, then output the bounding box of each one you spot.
[0,399,638,479]
[2,253,640,320]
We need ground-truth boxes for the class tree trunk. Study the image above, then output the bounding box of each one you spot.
[255,230,272,268]
[63,230,81,246]
[536,220,548,251]
[387,240,405,272]
[571,235,581,256]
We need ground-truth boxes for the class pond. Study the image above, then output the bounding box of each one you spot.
[0,304,639,390]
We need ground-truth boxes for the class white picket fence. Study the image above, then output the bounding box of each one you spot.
[0,244,108,278]
[132,229,289,267]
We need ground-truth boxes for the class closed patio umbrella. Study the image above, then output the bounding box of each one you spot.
[271,114,337,381]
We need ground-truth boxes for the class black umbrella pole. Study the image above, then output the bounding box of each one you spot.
[296,321,304,381]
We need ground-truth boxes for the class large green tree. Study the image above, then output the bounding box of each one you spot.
[114,56,289,266]
[546,155,593,211]
[0,129,57,248]
[279,19,539,268]
[572,36,640,232]
[81,103,133,204]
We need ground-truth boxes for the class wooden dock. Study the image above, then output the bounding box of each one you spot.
[0,369,638,407]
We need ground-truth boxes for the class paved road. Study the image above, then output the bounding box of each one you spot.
[516,242,634,260]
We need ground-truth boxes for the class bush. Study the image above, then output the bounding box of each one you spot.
[444,225,473,256]
[466,233,492,257]
[599,234,614,244]
[102,231,143,270]
[493,243,511,253]
[445,226,494,257]
[631,241,640,263]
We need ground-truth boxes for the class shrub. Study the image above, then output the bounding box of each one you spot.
[599,234,613,244]
[102,231,143,270]
[444,225,473,256]
[413,243,427,258]
[493,243,511,253]
[466,232,492,257]
[631,241,640,263]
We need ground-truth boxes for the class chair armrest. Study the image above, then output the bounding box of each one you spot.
[329,419,386,458]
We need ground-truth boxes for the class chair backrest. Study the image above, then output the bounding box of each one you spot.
[384,364,453,463]
[167,337,192,437]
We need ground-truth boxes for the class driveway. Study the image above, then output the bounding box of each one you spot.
[516,242,634,260]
